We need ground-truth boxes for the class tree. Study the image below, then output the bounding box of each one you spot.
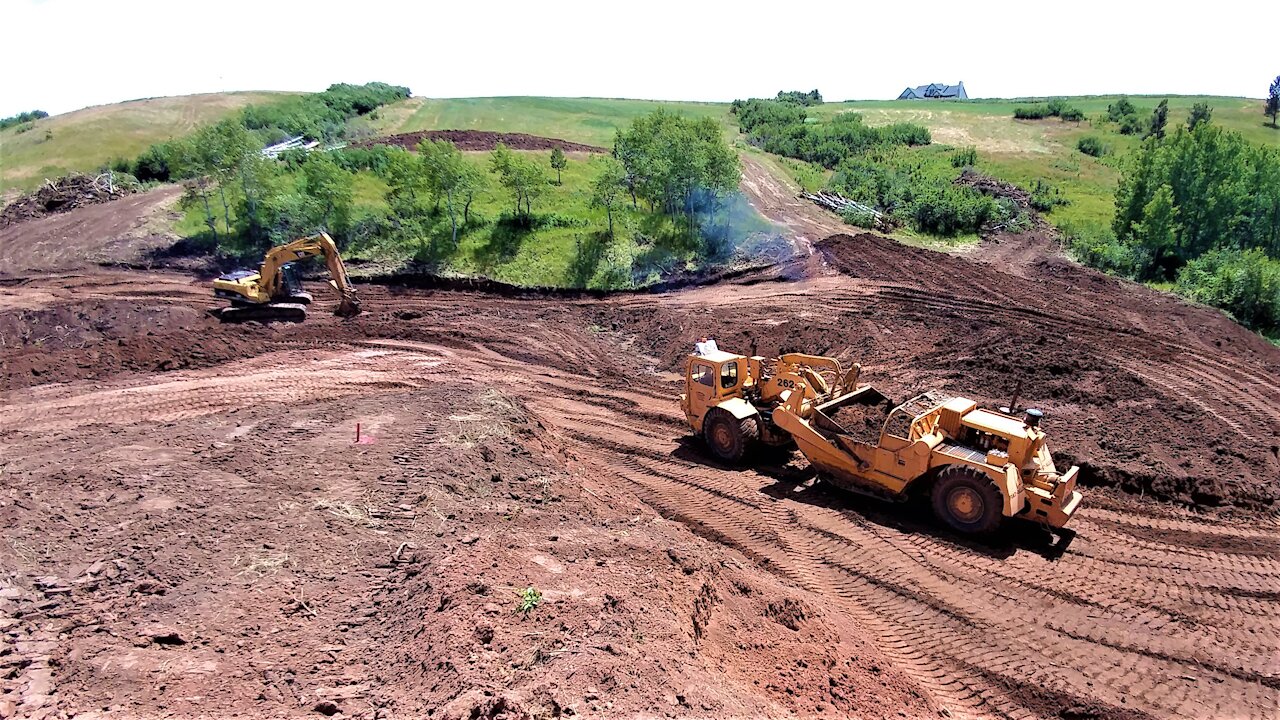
[1186,102,1213,131]
[1147,99,1169,140]
[301,153,355,232]
[1132,184,1180,277]
[1267,75,1280,128]
[549,147,567,185]
[489,143,546,224]
[420,139,469,246]
[591,157,626,238]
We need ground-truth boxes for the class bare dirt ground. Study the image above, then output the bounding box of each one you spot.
[0,186,181,274]
[2,163,1279,720]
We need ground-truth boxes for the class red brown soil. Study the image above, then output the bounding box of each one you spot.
[1,174,140,228]
[2,164,1279,719]
[357,130,607,154]
[0,185,181,273]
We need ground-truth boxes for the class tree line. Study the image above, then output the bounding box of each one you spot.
[1071,115,1280,333]
[732,98,930,169]
[0,109,48,131]
[126,82,409,184]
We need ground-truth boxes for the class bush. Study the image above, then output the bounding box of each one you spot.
[1175,248,1280,331]
[1030,180,1068,211]
[840,207,878,229]
[1107,96,1137,122]
[1014,105,1051,120]
[133,142,179,182]
[1076,136,1108,157]
[951,146,978,168]
[903,185,997,236]
[1062,219,1140,277]
[1118,114,1144,135]
[1015,100,1082,121]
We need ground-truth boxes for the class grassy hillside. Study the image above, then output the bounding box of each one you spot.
[363,96,733,147]
[10,91,1278,242]
[800,96,1279,232]
[0,92,297,194]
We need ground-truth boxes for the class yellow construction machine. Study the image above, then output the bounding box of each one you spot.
[211,232,360,322]
[681,344,1082,534]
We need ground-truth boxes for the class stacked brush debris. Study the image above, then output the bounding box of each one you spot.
[0,172,138,227]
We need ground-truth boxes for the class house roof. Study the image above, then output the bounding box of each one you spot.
[898,81,967,100]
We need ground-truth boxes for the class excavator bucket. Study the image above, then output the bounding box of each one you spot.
[335,295,361,318]
[329,280,361,317]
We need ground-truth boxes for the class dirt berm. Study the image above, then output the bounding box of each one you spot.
[357,129,607,153]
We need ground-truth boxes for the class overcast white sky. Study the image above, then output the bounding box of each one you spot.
[1,0,1273,117]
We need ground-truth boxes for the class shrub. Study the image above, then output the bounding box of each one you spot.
[1076,136,1107,157]
[1062,219,1140,277]
[1030,180,1068,211]
[903,185,997,236]
[1107,96,1137,122]
[1118,114,1145,135]
[840,207,879,229]
[1014,105,1051,120]
[951,146,978,168]
[1176,248,1280,331]
[1059,107,1085,122]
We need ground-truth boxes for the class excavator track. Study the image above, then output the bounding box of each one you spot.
[216,302,308,323]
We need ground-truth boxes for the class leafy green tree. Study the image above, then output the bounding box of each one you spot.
[1187,102,1213,130]
[1132,184,1179,277]
[301,153,355,232]
[489,143,546,223]
[1146,99,1169,140]
[591,157,627,238]
[550,147,567,185]
[420,139,470,246]
[1268,76,1280,128]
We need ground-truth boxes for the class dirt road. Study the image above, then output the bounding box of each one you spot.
[2,170,1279,718]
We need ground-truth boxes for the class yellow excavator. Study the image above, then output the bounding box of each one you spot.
[211,232,361,322]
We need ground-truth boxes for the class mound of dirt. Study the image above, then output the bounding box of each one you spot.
[1,173,138,228]
[359,130,607,154]
[827,399,893,444]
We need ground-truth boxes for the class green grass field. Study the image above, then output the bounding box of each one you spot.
[362,96,733,147]
[0,91,298,195]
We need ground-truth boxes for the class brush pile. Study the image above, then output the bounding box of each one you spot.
[1,172,138,227]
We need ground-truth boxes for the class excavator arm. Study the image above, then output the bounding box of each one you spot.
[258,232,360,316]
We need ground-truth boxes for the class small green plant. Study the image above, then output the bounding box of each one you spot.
[951,146,978,168]
[516,586,543,616]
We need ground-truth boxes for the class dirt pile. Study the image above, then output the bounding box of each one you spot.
[359,130,607,154]
[827,398,892,443]
[0,173,138,228]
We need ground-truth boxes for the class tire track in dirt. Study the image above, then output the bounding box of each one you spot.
[466,340,1280,719]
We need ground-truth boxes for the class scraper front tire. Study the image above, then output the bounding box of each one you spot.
[703,409,758,463]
